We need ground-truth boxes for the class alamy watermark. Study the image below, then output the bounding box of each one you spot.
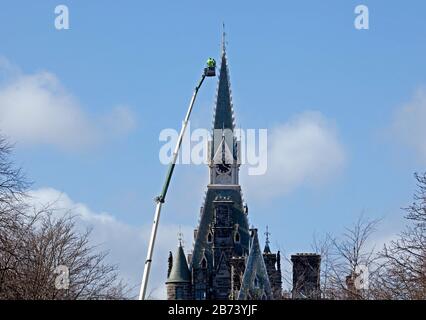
[54,5,70,30]
[354,5,369,30]
[354,264,369,290]
[159,123,268,176]
[54,265,70,290]
[53,4,368,32]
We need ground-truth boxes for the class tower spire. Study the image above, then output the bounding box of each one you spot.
[166,240,191,285]
[222,23,226,54]
[212,27,234,131]
[264,226,271,253]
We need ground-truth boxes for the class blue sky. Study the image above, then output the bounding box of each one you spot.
[1,0,426,296]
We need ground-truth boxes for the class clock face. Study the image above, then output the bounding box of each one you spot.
[216,163,231,174]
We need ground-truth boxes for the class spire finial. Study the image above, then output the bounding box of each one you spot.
[177,225,184,247]
[265,225,271,247]
[222,22,226,53]
[263,226,271,253]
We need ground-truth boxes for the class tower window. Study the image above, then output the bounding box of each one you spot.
[201,257,207,269]
[234,232,240,243]
[207,232,212,243]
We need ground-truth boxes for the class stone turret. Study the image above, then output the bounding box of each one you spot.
[166,243,192,300]
[262,227,282,299]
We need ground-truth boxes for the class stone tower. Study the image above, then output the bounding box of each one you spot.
[190,41,250,300]
[263,227,282,299]
[166,242,192,300]
[166,35,281,300]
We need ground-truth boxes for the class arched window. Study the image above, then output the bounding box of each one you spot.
[207,232,212,243]
[254,276,259,288]
[234,232,240,243]
[201,257,207,269]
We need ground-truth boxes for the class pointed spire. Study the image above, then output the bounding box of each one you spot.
[238,229,273,299]
[166,241,191,283]
[213,27,235,131]
[264,226,271,254]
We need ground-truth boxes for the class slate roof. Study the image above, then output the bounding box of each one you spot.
[191,187,250,270]
[213,49,235,131]
[263,243,271,254]
[166,244,191,283]
[238,230,273,300]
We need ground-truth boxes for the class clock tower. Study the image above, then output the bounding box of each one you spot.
[165,34,282,300]
[208,42,240,186]
[191,39,250,300]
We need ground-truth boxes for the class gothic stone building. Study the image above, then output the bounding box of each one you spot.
[165,44,282,300]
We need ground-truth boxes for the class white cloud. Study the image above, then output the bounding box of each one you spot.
[391,87,426,163]
[0,58,135,150]
[243,111,345,199]
[102,105,136,135]
[27,188,193,299]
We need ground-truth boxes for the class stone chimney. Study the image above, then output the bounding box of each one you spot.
[291,253,321,299]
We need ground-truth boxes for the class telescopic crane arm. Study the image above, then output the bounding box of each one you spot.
[138,61,216,300]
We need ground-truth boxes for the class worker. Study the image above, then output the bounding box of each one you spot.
[207,58,216,68]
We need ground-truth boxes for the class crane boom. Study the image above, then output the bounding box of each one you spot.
[139,63,215,300]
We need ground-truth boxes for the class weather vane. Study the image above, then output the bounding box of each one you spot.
[222,22,227,52]
[265,225,271,247]
[177,225,184,247]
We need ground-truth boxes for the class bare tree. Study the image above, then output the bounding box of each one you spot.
[2,211,130,300]
[311,233,333,298]
[0,135,130,300]
[0,136,28,207]
[0,136,32,295]
[275,244,292,299]
[312,216,381,300]
[373,173,426,300]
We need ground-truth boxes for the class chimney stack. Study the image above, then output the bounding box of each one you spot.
[291,253,321,299]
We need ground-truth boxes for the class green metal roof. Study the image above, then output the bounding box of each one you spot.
[166,244,191,283]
